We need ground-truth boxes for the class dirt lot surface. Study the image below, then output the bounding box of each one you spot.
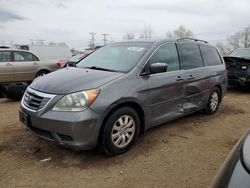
[0,87,250,188]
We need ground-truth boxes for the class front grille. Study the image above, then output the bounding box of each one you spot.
[228,69,247,77]
[226,63,248,77]
[23,88,54,111]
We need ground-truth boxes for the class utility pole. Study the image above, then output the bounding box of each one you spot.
[89,32,96,48]
[30,39,34,44]
[101,33,109,45]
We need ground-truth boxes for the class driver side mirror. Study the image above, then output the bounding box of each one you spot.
[150,62,168,74]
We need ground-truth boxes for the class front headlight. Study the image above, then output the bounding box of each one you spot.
[52,89,100,111]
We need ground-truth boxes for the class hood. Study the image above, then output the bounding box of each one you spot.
[224,56,250,63]
[30,67,124,94]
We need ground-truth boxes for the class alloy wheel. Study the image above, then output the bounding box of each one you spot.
[111,115,136,148]
[210,91,219,112]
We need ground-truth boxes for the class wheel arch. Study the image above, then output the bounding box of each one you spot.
[214,84,222,102]
[35,69,50,77]
[98,100,146,144]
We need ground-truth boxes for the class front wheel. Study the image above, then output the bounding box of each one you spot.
[99,107,140,155]
[204,88,221,114]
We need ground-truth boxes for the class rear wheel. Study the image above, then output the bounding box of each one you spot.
[36,70,49,78]
[99,107,140,155]
[204,88,220,114]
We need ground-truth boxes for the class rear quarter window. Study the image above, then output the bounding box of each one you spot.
[200,46,222,66]
[179,44,203,70]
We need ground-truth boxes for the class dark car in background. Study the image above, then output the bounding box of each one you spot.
[211,130,250,188]
[224,48,250,86]
[19,38,227,155]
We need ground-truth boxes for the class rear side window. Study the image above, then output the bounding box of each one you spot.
[0,51,11,62]
[179,44,203,70]
[148,43,180,72]
[200,46,222,66]
[14,51,38,61]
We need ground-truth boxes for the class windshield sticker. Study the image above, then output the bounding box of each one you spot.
[127,47,145,52]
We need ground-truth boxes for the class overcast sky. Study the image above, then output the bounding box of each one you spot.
[0,0,250,49]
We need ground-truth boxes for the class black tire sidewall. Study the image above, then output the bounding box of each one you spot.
[1,85,27,100]
[0,85,3,98]
[36,70,49,78]
[102,107,140,155]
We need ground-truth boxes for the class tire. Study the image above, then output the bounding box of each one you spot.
[99,107,140,155]
[35,70,49,78]
[204,88,221,115]
[1,84,28,100]
[0,85,3,98]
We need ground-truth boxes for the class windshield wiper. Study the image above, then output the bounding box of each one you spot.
[84,66,117,72]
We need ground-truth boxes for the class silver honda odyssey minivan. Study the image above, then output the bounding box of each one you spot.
[20,38,228,155]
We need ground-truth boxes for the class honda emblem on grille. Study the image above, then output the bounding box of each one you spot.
[27,95,32,104]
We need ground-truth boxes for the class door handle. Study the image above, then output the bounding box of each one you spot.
[33,62,39,65]
[188,75,196,80]
[6,63,13,66]
[176,76,184,81]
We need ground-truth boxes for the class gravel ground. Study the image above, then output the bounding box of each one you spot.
[0,87,250,188]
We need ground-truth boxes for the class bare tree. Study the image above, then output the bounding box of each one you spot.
[242,26,250,48]
[215,43,231,56]
[141,25,153,39]
[227,26,250,49]
[123,33,135,40]
[166,25,194,38]
[227,31,241,49]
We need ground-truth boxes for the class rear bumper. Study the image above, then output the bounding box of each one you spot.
[19,106,101,151]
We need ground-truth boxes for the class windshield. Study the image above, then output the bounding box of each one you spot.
[77,42,152,72]
[229,48,250,58]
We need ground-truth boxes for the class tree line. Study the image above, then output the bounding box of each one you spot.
[123,25,250,56]
[88,24,250,55]
[123,25,193,40]
[217,26,250,55]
